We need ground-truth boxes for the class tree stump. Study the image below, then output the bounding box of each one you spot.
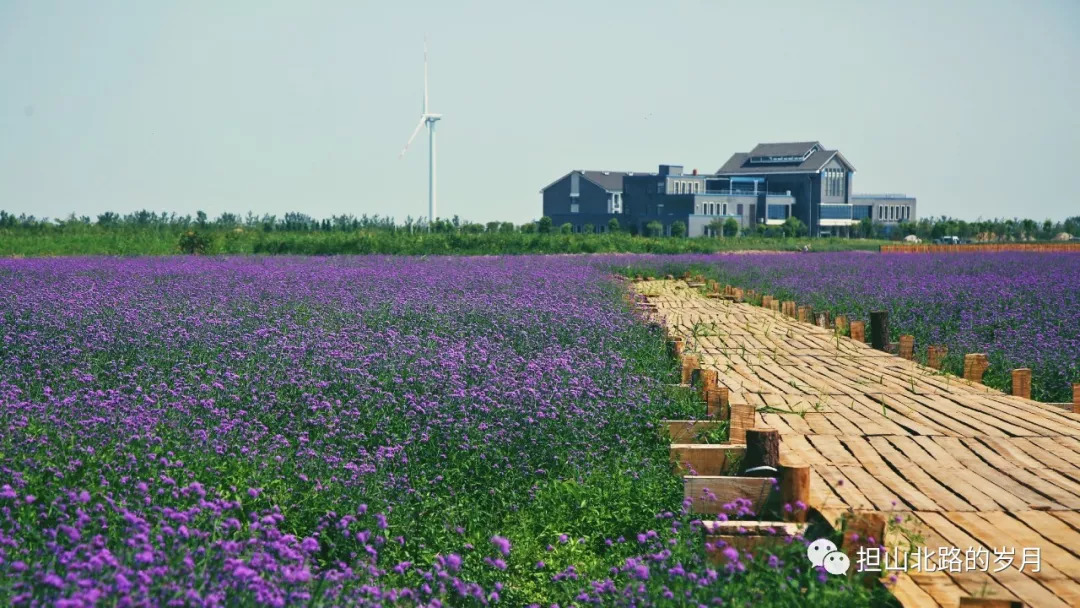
[870,311,889,351]
[963,353,989,384]
[898,335,914,360]
[927,345,947,370]
[849,321,866,343]
[740,428,780,476]
[1011,368,1031,399]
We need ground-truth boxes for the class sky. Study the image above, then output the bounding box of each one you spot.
[1,0,1078,225]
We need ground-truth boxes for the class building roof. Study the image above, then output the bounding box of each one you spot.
[580,170,631,191]
[748,142,821,157]
[540,170,656,193]
[715,143,855,175]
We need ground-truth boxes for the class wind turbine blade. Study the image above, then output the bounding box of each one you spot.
[399,118,426,158]
[423,36,429,114]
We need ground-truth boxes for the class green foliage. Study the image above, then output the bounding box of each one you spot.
[783,216,808,237]
[537,216,553,234]
[608,217,620,233]
[645,221,663,238]
[670,221,686,238]
[177,230,211,255]
[724,217,740,237]
[560,222,573,235]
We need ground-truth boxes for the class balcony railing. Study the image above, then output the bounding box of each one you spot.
[702,190,794,197]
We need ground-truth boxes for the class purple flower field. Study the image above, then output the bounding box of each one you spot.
[607,251,1080,402]
[0,256,887,607]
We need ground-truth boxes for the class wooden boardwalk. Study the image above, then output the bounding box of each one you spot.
[634,279,1080,608]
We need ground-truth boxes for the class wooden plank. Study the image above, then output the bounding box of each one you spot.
[671,444,745,476]
[684,476,774,515]
[663,420,722,443]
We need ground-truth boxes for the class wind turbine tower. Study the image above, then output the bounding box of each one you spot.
[399,38,442,227]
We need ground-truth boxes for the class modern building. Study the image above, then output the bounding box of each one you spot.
[850,194,917,236]
[540,141,915,237]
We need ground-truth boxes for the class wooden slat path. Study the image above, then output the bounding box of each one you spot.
[635,279,1080,608]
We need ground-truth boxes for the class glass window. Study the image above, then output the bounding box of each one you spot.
[570,203,579,214]
[737,204,743,215]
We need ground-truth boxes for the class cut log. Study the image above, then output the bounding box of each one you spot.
[740,428,780,476]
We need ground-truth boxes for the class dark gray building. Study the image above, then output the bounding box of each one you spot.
[540,141,915,237]
[540,170,628,233]
[715,142,858,237]
[850,194,917,236]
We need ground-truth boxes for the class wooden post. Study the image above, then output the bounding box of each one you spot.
[740,428,780,476]
[698,369,718,396]
[762,295,772,308]
[782,301,796,317]
[668,337,685,358]
[796,306,810,323]
[1073,383,1080,414]
[681,355,699,385]
[728,403,756,444]
[849,320,866,343]
[926,345,946,370]
[963,353,989,384]
[834,315,848,334]
[780,464,810,523]
[1011,368,1031,399]
[870,311,889,351]
[815,312,829,328]
[898,335,915,360]
[770,300,781,312]
[707,387,730,419]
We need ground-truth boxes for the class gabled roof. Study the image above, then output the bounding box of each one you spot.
[716,143,855,175]
[580,170,630,191]
[540,170,651,193]
[748,142,821,157]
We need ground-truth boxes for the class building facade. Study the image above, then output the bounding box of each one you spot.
[540,141,915,237]
[850,194,917,236]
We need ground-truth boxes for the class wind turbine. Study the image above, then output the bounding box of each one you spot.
[399,37,442,228]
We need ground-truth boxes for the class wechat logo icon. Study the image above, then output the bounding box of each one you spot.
[807,539,851,575]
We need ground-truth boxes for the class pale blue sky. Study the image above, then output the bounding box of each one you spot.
[1,0,1078,225]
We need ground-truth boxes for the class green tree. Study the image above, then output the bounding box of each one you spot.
[520,222,537,234]
[499,222,515,233]
[707,218,725,238]
[1021,219,1037,240]
[607,218,620,233]
[645,221,663,237]
[670,221,686,238]
[782,217,807,238]
[537,216,553,234]
[560,222,573,234]
[723,218,739,237]
[582,223,594,234]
